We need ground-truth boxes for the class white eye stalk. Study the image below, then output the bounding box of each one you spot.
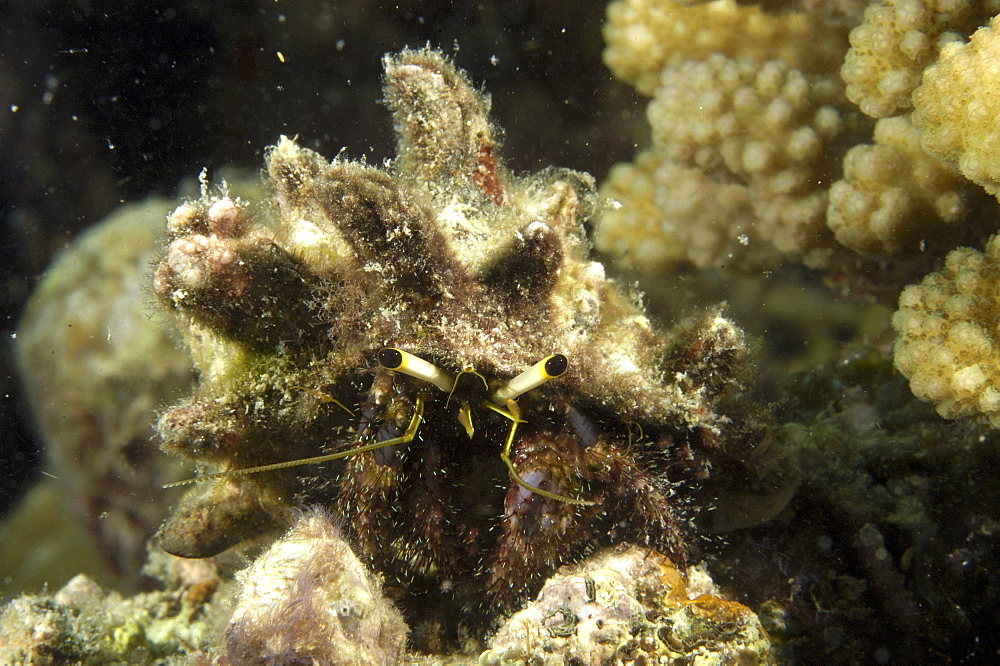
[377,347,456,393]
[492,354,568,404]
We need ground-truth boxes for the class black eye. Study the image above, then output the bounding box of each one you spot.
[378,347,404,369]
[544,354,568,377]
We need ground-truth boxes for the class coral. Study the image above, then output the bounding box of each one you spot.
[153,47,754,637]
[647,55,844,263]
[827,115,969,255]
[594,150,686,271]
[0,552,225,664]
[891,236,1000,425]
[600,52,853,270]
[225,507,407,664]
[14,198,195,588]
[482,545,773,664]
[841,0,1000,119]
[596,0,1000,280]
[594,149,770,272]
[913,14,1000,198]
[603,0,847,96]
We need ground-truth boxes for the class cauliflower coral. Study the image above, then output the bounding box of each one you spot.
[596,0,999,272]
[603,0,846,97]
[913,14,1000,198]
[893,237,1000,425]
[644,54,846,268]
[827,115,968,254]
[842,0,1000,119]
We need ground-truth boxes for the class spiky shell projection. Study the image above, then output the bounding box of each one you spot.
[153,48,750,634]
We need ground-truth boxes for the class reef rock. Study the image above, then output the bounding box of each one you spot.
[15,198,194,589]
[225,507,407,665]
[482,545,773,665]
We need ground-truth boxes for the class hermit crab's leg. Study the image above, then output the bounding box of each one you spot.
[486,353,591,505]
[163,395,425,488]
[484,399,594,507]
[483,426,598,613]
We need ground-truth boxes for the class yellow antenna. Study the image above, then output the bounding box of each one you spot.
[165,350,591,507]
[164,395,425,488]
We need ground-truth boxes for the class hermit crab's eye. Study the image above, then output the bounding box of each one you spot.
[492,354,568,403]
[377,347,456,393]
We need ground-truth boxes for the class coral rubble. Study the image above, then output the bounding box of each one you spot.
[152,46,755,639]
[0,550,225,664]
[482,546,773,664]
[0,529,779,663]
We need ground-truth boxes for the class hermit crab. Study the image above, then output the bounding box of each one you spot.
[153,48,750,632]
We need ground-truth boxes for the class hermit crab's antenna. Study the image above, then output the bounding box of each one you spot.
[163,395,426,488]
[492,354,568,403]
